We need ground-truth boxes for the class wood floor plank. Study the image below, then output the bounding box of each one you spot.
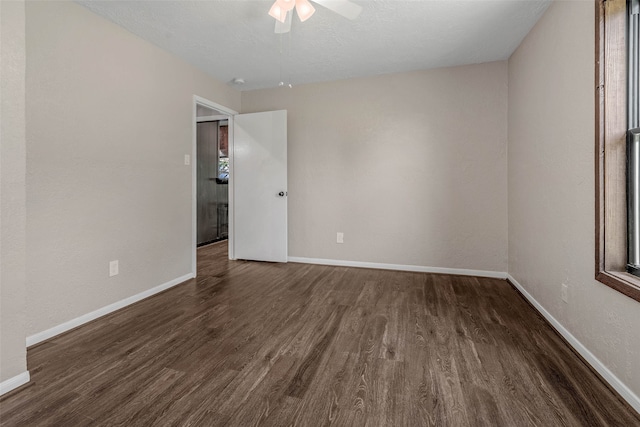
[1,241,639,426]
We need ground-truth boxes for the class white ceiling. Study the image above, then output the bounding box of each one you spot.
[78,0,552,91]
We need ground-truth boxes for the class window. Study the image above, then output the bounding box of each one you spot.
[217,121,229,183]
[596,0,640,301]
[627,0,640,276]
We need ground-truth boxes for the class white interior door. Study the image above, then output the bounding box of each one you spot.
[233,110,287,262]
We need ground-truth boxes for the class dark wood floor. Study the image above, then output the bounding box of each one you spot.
[1,242,639,426]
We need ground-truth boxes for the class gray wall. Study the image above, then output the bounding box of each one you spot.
[242,62,508,273]
[25,0,240,337]
[508,1,640,398]
[0,0,28,384]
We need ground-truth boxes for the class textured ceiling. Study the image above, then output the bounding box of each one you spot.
[78,0,552,91]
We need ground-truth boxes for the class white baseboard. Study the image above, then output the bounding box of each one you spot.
[0,371,30,396]
[288,256,508,279]
[507,274,640,414]
[26,273,195,347]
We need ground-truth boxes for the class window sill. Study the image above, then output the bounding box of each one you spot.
[596,271,640,303]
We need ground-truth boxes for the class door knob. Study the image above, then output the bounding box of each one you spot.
[278,191,286,197]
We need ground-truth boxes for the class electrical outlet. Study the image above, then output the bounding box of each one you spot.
[337,232,344,244]
[184,154,191,166]
[561,283,568,303]
[109,260,119,277]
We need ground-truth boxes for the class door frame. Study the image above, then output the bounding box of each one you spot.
[192,95,238,276]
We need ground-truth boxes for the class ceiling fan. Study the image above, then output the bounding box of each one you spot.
[268,0,362,34]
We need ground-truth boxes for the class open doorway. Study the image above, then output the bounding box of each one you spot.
[196,118,228,246]
[192,97,288,274]
[192,96,237,276]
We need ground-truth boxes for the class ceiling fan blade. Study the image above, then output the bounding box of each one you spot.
[274,10,292,33]
[311,0,362,20]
